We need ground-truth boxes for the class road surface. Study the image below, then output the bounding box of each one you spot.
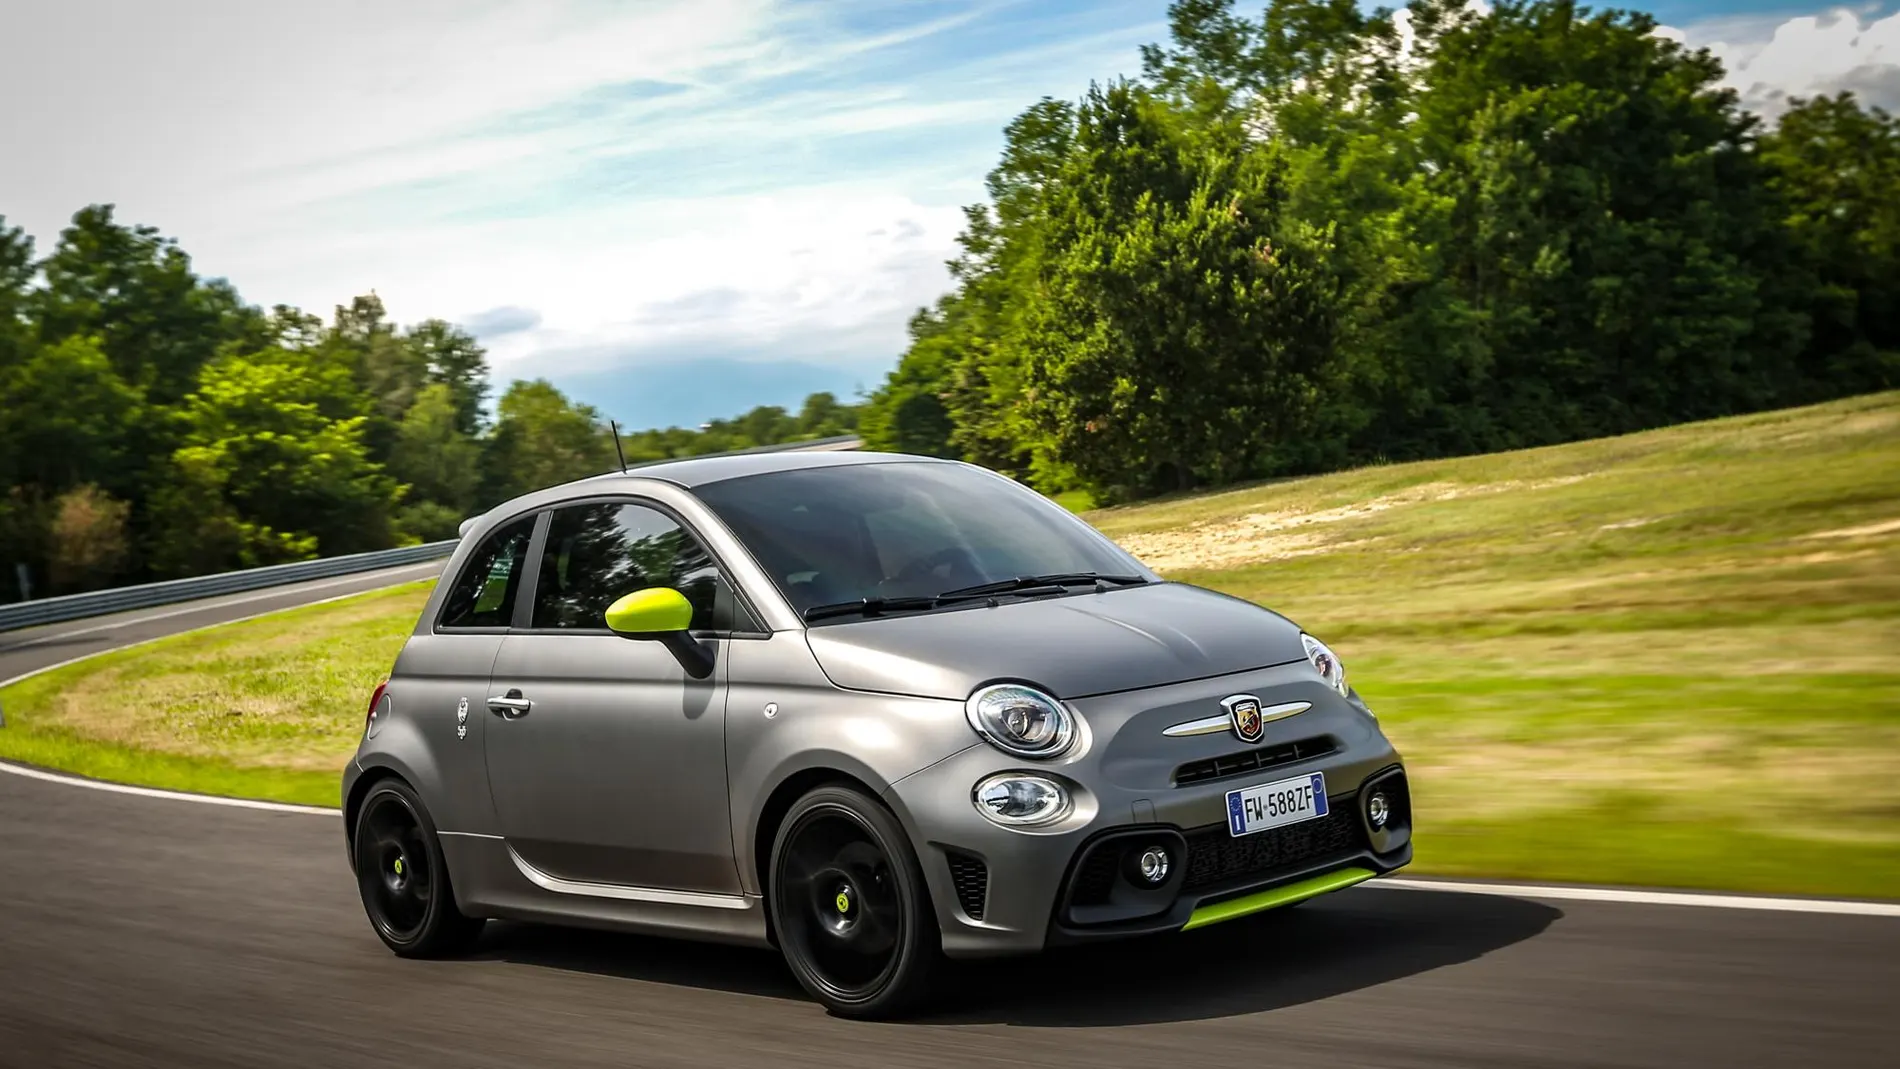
[0,565,1894,1068]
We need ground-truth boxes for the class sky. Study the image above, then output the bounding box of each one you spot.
[1,0,1893,431]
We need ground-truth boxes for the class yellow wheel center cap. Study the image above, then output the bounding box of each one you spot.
[394,858,404,876]
[835,891,851,913]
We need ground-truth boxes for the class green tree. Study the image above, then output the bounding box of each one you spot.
[32,205,262,407]
[1379,1,1790,451]
[857,324,957,458]
[390,382,482,525]
[1759,92,1900,394]
[480,379,616,504]
[0,335,144,497]
[149,347,402,571]
[1022,81,1340,497]
[796,391,857,437]
[324,293,421,462]
[404,318,492,437]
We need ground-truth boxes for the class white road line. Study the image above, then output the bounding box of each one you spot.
[0,575,437,817]
[0,759,338,815]
[0,561,444,654]
[1372,876,1900,918]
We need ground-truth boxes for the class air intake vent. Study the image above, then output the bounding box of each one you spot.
[1181,807,1363,892]
[945,851,989,920]
[1173,735,1338,786]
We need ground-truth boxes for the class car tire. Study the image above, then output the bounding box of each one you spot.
[768,784,942,1019]
[351,779,485,958]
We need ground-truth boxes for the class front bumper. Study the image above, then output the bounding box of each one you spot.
[882,661,1412,957]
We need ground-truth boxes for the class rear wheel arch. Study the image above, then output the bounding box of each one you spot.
[344,767,410,862]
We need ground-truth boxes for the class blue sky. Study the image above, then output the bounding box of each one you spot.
[3,0,1895,430]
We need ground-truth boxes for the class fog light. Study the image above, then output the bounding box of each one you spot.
[1135,846,1171,885]
[1366,790,1390,828]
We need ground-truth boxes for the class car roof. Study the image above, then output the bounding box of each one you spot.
[612,445,938,489]
[459,446,955,537]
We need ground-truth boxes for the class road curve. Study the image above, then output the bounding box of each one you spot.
[1,569,1896,1068]
[0,559,447,688]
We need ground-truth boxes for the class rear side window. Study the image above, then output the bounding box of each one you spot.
[531,502,730,631]
[438,514,537,629]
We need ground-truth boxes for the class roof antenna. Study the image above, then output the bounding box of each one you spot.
[609,420,629,473]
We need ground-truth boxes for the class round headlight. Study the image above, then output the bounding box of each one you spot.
[1301,633,1348,695]
[965,683,1076,758]
[973,773,1070,826]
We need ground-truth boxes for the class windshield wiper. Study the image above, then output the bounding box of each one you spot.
[802,596,942,622]
[935,572,1148,602]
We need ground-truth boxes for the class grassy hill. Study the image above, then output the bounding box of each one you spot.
[1087,392,1899,897]
[3,392,1896,896]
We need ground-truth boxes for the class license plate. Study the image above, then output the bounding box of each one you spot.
[1226,772,1328,837]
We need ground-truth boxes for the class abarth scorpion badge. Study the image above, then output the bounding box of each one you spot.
[1222,694,1265,743]
[456,696,469,740]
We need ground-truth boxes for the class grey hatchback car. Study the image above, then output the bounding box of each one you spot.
[342,450,1412,1017]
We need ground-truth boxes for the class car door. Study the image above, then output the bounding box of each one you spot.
[392,510,539,832]
[483,497,742,895]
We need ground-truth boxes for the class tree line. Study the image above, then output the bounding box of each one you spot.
[0,207,858,599]
[8,0,1895,597]
[855,0,1899,501]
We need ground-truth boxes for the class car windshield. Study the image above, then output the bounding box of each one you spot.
[693,461,1143,620]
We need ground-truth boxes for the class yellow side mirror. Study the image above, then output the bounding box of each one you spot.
[604,587,693,634]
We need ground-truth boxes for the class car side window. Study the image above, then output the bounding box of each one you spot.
[438,514,537,629]
[531,501,736,632]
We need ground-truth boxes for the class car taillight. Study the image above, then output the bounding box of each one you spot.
[366,678,389,732]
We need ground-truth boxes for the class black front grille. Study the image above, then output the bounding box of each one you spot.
[945,851,989,920]
[1181,806,1364,892]
[1174,736,1338,786]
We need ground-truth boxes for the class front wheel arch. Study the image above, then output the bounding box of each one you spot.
[766,782,943,1017]
[754,767,883,945]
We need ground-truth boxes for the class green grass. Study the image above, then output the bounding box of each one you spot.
[1050,487,1097,513]
[2,393,1896,896]
[1083,391,1900,898]
[0,581,436,808]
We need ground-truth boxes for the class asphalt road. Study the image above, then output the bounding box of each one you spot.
[1,569,1896,1068]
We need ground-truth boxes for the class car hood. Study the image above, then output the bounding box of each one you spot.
[801,581,1308,701]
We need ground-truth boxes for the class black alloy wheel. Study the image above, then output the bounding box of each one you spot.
[770,785,941,1018]
[352,779,484,957]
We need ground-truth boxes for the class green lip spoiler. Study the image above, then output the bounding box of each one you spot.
[1182,866,1379,930]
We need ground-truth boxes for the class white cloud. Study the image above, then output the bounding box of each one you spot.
[434,185,972,376]
[0,0,1157,393]
[1664,6,1900,117]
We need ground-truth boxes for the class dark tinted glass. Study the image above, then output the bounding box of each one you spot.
[438,514,536,629]
[532,502,724,631]
[693,461,1135,616]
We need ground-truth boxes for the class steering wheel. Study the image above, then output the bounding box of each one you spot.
[889,545,982,588]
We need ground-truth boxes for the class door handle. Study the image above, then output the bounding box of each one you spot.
[487,689,533,719]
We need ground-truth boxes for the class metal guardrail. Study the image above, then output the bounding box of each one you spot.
[0,540,460,634]
[0,435,867,634]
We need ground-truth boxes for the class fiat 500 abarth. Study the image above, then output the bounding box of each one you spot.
[343,450,1412,1017]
